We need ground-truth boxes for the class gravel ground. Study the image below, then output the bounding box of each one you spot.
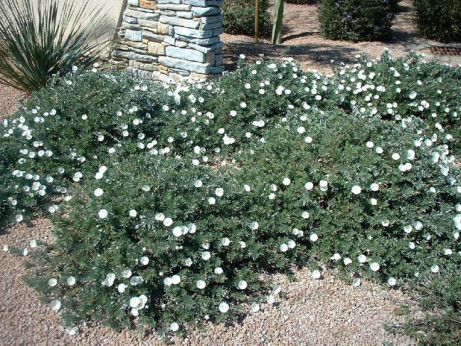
[1,1,449,344]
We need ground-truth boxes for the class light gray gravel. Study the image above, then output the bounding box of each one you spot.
[0,218,416,345]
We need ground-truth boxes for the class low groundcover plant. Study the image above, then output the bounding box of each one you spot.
[1,52,459,339]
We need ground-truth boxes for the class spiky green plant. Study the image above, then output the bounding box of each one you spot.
[0,0,109,93]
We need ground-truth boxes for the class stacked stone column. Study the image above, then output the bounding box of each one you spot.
[111,0,224,82]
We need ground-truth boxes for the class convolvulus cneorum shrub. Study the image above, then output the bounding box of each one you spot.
[1,53,459,338]
[413,0,461,42]
[318,0,395,42]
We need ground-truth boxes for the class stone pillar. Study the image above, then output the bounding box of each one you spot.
[111,0,224,82]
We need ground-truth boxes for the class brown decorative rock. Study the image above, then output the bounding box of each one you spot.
[140,0,157,10]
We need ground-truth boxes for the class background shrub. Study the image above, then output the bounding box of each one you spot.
[318,0,395,42]
[413,0,461,42]
[222,0,270,36]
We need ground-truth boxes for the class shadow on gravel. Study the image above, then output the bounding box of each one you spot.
[224,42,360,71]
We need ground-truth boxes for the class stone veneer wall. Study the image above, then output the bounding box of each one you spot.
[111,0,224,82]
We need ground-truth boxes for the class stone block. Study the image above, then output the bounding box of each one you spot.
[166,46,207,63]
[188,41,224,53]
[159,15,200,29]
[201,14,223,24]
[124,9,159,20]
[189,72,209,80]
[177,11,194,19]
[125,29,143,42]
[123,16,138,24]
[210,65,224,74]
[140,0,157,10]
[183,0,222,7]
[128,0,139,6]
[157,4,191,11]
[191,6,221,17]
[175,34,220,46]
[148,41,166,55]
[159,56,210,74]
[157,0,181,4]
[137,19,159,29]
[201,22,222,31]
[174,26,214,39]
[163,36,176,46]
[157,22,169,35]
[142,29,163,42]
[214,53,223,66]
[213,27,224,36]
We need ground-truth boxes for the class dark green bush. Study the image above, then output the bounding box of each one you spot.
[222,0,270,36]
[413,0,461,42]
[318,0,395,42]
[1,54,459,340]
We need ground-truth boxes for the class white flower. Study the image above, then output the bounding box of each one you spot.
[15,215,23,223]
[208,197,216,205]
[67,276,76,286]
[305,182,314,190]
[215,188,224,197]
[185,258,193,267]
[214,267,223,275]
[309,233,318,242]
[155,213,165,221]
[118,283,127,293]
[388,277,397,286]
[319,180,328,191]
[164,277,173,286]
[48,278,58,287]
[297,126,306,134]
[444,249,452,256]
[370,262,380,272]
[94,188,104,197]
[129,276,143,286]
[430,265,439,273]
[50,299,61,311]
[287,240,296,248]
[95,172,104,180]
[250,303,260,313]
[375,147,383,154]
[280,243,288,252]
[370,198,378,206]
[351,185,362,195]
[202,251,211,261]
[282,177,291,186]
[240,241,246,248]
[196,280,206,289]
[122,269,132,278]
[250,221,259,230]
[266,295,275,304]
[312,270,321,279]
[403,225,413,234]
[414,221,423,230]
[240,102,247,109]
[344,257,352,265]
[98,209,108,219]
[409,242,416,249]
[221,237,231,246]
[171,275,181,285]
[366,141,374,148]
[358,254,367,263]
[219,302,229,313]
[170,322,180,332]
[302,211,310,219]
[129,209,137,218]
[29,240,37,248]
[2,245,8,252]
[331,253,341,261]
[370,183,379,191]
[238,280,248,290]
[392,153,400,160]
[163,218,173,227]
[140,256,149,265]
[304,136,313,144]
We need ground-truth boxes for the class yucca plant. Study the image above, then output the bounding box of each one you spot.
[0,0,109,92]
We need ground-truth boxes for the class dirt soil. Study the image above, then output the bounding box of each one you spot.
[1,1,452,344]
